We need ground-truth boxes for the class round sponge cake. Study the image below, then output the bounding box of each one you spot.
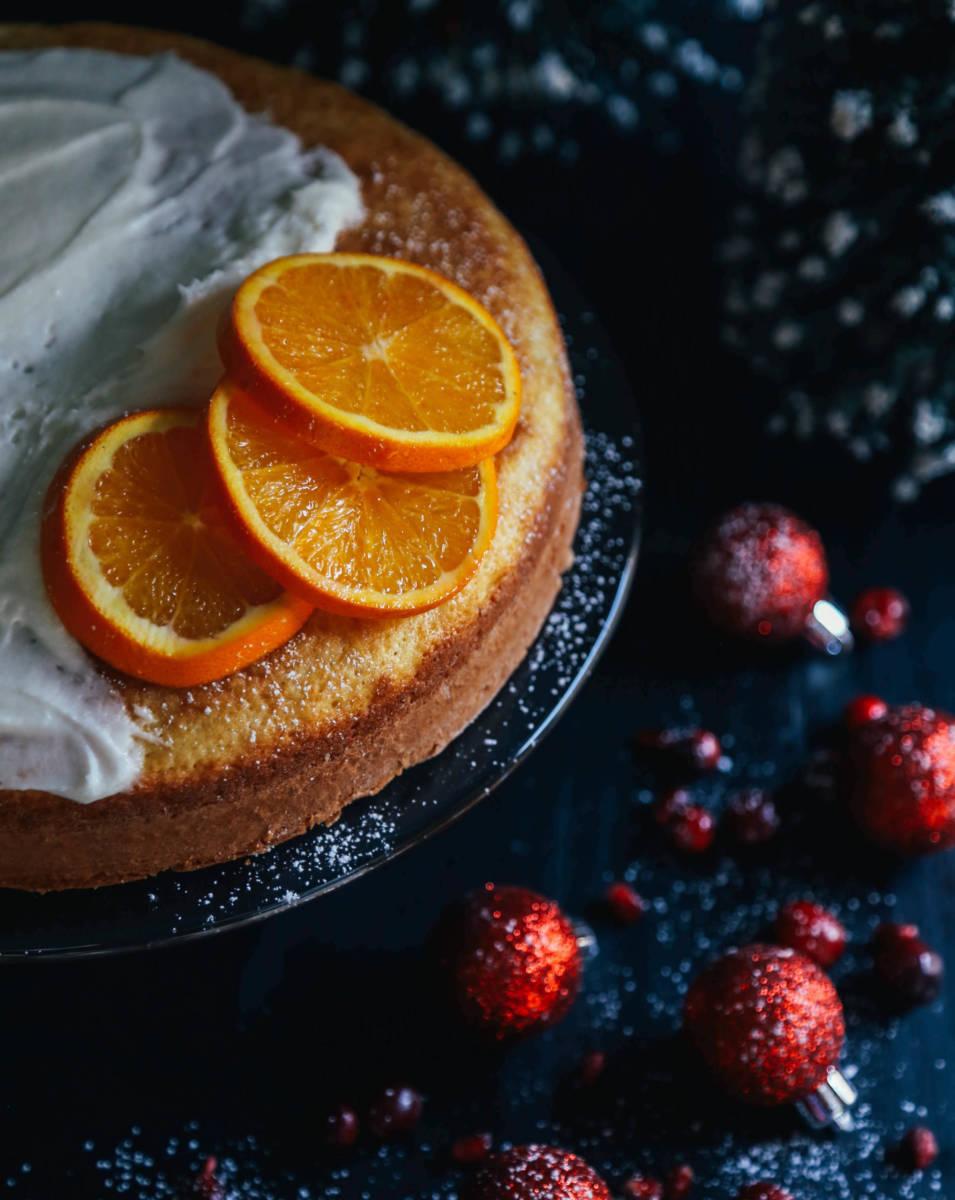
[0,23,584,891]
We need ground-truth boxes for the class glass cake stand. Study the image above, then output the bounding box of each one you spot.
[0,251,642,960]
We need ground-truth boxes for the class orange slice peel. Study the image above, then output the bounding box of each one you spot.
[219,252,521,472]
[206,383,498,618]
[42,407,313,687]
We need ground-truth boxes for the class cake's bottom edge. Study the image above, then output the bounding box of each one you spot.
[0,424,584,892]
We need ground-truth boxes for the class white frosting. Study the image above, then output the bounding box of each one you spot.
[0,49,363,802]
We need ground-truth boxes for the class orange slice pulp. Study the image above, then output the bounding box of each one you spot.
[206,383,498,617]
[219,253,521,472]
[42,407,314,687]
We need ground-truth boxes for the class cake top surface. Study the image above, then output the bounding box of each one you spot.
[0,47,363,801]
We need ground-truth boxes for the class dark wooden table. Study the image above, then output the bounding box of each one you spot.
[2,5,953,1196]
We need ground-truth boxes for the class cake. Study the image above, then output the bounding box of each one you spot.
[0,23,583,891]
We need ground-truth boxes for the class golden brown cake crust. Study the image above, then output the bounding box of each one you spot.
[0,23,584,891]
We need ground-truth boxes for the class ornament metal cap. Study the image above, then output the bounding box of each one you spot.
[795,1066,858,1132]
[803,598,854,656]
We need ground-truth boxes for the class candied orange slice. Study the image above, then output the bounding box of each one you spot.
[207,383,498,617]
[219,253,521,472]
[42,408,313,687]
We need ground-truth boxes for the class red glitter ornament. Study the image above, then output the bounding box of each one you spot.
[684,944,848,1113]
[441,884,582,1038]
[848,703,955,854]
[465,1145,611,1200]
[693,503,845,650]
[775,901,847,968]
[851,586,910,642]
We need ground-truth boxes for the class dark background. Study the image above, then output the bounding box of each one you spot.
[2,3,953,1197]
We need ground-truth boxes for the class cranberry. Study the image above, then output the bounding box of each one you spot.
[851,587,910,642]
[664,1164,694,1199]
[874,923,944,1006]
[194,1157,224,1200]
[451,1132,494,1164]
[636,728,722,772]
[654,789,692,826]
[899,1126,939,1171]
[736,1185,793,1200]
[368,1085,425,1137]
[668,805,716,854]
[576,1049,607,1087]
[323,1102,359,1148]
[844,694,888,729]
[775,901,847,967]
[726,789,780,845]
[606,882,646,924]
[623,1176,663,1200]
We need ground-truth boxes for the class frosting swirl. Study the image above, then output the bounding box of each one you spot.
[0,49,362,802]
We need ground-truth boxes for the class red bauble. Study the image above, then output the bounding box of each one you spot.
[684,944,845,1106]
[775,901,847,968]
[848,703,955,854]
[441,884,582,1038]
[693,503,828,641]
[465,1145,610,1200]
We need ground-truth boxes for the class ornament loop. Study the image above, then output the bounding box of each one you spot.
[804,598,854,656]
[795,1066,858,1132]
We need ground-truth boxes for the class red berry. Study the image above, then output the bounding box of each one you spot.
[851,587,910,643]
[775,901,847,967]
[736,1184,794,1200]
[664,1164,694,1200]
[452,1133,494,1165]
[576,1049,607,1087]
[726,789,780,845]
[654,789,692,826]
[873,922,944,1006]
[848,703,955,854]
[194,1157,224,1200]
[636,728,722,772]
[684,944,845,1106]
[606,882,646,924]
[440,884,582,1038]
[668,805,716,854]
[465,1145,611,1200]
[899,1126,939,1171]
[693,503,828,641]
[844,694,888,729]
[367,1086,424,1137]
[323,1102,359,1148]
[622,1176,663,1200]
